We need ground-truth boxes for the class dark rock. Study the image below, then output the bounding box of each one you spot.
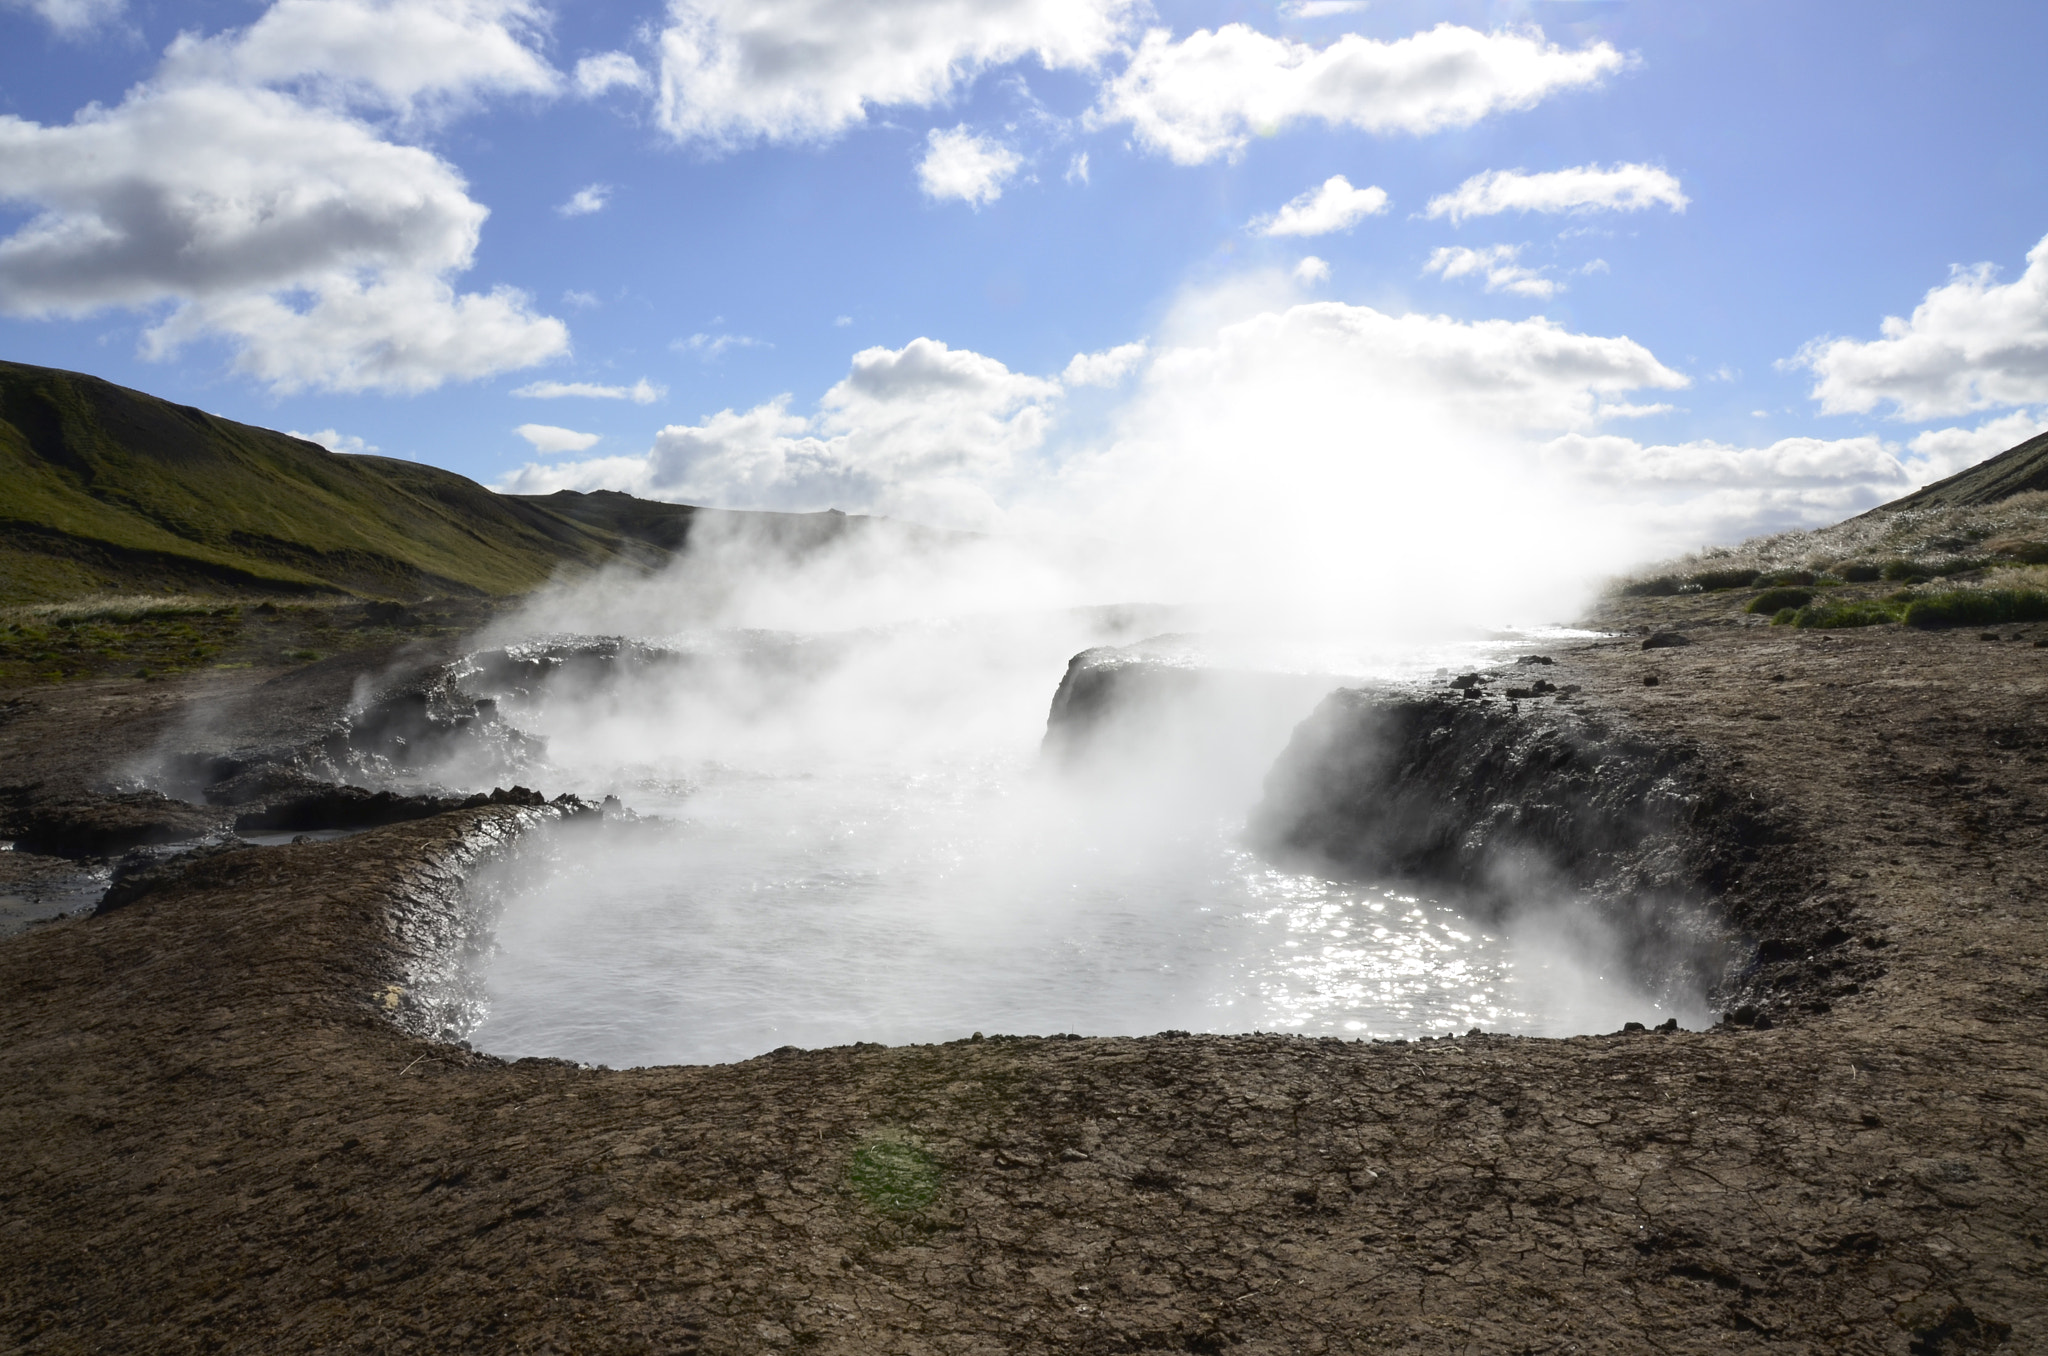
[1505,687,1535,700]
[203,763,331,807]
[1449,673,1485,689]
[1514,655,1555,666]
[1642,632,1693,650]
[97,841,254,914]
[1643,675,1661,687]
[1622,1021,1647,1033]
[10,792,226,857]
[1655,1018,1679,1032]
[1978,632,2000,642]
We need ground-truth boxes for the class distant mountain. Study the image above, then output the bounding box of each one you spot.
[1874,425,2048,514]
[0,361,899,604]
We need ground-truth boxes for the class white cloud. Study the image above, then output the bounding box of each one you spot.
[654,0,1139,148]
[1797,232,2048,420]
[1425,163,1687,224]
[1062,341,1147,386]
[573,51,650,97]
[1293,255,1330,285]
[1424,244,1556,298]
[1098,22,1625,165]
[917,126,1023,207]
[1279,1,1368,17]
[1539,431,1925,538]
[144,272,565,393]
[502,337,1063,528]
[3,0,123,35]
[833,315,853,327]
[676,331,766,359]
[1252,174,1388,237]
[563,289,600,308]
[516,422,601,454]
[1906,409,2048,482]
[0,4,568,392]
[288,426,379,454]
[160,0,560,117]
[1066,151,1090,185]
[558,184,610,216]
[514,378,665,403]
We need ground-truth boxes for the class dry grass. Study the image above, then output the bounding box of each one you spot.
[1618,491,2048,591]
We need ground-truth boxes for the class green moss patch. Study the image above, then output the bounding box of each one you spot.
[847,1137,942,1216]
[1748,587,1815,615]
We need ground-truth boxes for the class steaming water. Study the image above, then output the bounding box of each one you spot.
[458,615,1706,1068]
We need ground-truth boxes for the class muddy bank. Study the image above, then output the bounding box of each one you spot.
[1,619,2045,1353]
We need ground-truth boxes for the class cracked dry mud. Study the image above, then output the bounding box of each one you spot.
[2,615,2045,1354]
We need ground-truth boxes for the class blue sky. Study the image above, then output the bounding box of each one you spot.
[4,0,2047,550]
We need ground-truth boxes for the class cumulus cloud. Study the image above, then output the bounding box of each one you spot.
[3,0,123,35]
[573,51,650,97]
[143,272,565,394]
[289,426,379,454]
[1293,255,1330,285]
[1797,231,2048,420]
[1252,175,1388,237]
[1062,341,1147,386]
[1424,244,1555,298]
[505,297,1690,548]
[1066,152,1090,185]
[514,378,665,403]
[917,126,1022,207]
[517,422,601,454]
[1906,409,2047,481]
[1098,22,1625,165]
[159,0,560,117]
[502,337,1064,527]
[0,1,568,392]
[654,0,1139,148]
[1426,163,1687,224]
[557,184,609,216]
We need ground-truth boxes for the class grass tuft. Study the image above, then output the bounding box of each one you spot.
[1902,589,2048,629]
[847,1137,941,1216]
[1747,587,1815,615]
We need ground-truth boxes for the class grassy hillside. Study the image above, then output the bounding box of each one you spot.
[1873,425,2048,512]
[0,360,662,603]
[0,361,905,607]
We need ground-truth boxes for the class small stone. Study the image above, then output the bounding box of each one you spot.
[1642,674,1660,687]
[1978,632,2000,642]
[1655,1018,1679,1033]
[1641,631,1693,650]
[1622,1021,1646,1033]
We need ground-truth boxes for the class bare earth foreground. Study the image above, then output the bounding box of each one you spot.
[2,615,2044,1355]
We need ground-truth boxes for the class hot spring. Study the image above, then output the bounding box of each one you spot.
[427,606,1710,1069]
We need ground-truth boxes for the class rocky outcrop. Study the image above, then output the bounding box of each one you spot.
[1247,689,1862,1016]
[4,790,228,857]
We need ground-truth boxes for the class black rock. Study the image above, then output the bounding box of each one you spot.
[1514,655,1555,665]
[1642,632,1693,650]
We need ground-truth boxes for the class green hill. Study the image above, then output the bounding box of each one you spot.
[0,361,888,605]
[1873,425,2048,513]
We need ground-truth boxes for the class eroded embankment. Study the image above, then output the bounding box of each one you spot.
[1,622,2044,1354]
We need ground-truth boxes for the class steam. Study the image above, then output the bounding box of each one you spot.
[434,275,1709,1064]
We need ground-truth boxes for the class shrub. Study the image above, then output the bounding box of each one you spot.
[1689,568,1761,592]
[1880,559,1928,582]
[1756,570,1816,587]
[1836,562,1884,582]
[1792,600,1898,629]
[1747,587,1815,614]
[1902,589,2048,629]
[1617,576,1682,598]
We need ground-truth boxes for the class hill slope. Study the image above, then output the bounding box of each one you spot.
[1871,425,2048,513]
[0,361,881,604]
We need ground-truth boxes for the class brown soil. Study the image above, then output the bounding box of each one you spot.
[2,608,2045,1354]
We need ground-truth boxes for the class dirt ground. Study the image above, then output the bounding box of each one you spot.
[1,603,2044,1354]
